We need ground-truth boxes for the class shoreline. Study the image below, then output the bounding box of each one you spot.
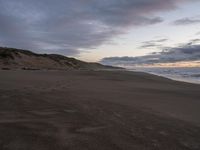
[127,68,200,85]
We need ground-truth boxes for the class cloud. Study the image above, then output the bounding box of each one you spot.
[190,39,200,43]
[0,0,196,55]
[101,42,200,66]
[144,39,168,43]
[139,38,168,49]
[196,32,200,35]
[172,17,200,25]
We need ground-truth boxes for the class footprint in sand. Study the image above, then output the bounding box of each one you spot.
[30,110,59,116]
[63,109,77,113]
[76,126,107,133]
[0,95,10,99]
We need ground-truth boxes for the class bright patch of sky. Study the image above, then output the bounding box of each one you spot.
[78,1,200,62]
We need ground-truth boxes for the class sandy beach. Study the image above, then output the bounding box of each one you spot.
[0,70,200,150]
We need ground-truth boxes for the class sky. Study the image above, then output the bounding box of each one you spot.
[0,0,200,67]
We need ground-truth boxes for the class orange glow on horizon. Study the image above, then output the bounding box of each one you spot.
[135,61,200,68]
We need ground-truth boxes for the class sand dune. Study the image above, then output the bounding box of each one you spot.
[0,47,119,70]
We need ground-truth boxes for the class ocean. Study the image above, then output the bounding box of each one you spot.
[129,67,200,84]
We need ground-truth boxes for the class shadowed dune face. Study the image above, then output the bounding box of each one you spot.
[0,70,200,150]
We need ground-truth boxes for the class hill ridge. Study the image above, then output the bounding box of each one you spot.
[0,47,119,70]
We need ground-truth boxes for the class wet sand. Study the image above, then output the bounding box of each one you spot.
[0,70,200,150]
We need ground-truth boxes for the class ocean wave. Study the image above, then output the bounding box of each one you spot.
[130,67,200,84]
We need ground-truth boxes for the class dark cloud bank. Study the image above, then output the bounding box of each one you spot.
[101,42,200,66]
[0,0,196,55]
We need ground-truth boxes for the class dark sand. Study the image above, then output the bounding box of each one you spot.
[0,70,200,150]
